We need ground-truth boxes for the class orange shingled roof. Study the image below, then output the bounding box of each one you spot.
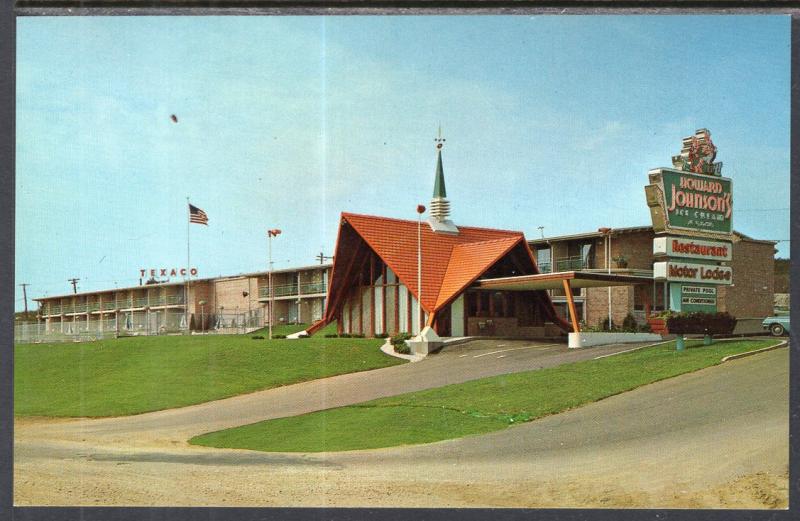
[341,212,529,312]
[434,237,523,310]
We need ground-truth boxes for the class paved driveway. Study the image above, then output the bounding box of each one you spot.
[14,344,788,507]
[15,339,649,445]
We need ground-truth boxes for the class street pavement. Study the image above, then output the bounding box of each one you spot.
[14,340,788,507]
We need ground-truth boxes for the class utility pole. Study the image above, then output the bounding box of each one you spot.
[68,278,80,294]
[416,204,426,336]
[316,252,333,265]
[20,283,29,319]
[267,229,282,339]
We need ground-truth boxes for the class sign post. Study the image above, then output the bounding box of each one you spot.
[645,129,734,322]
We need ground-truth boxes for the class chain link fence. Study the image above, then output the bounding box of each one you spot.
[14,308,264,344]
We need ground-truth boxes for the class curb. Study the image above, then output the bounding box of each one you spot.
[721,341,788,362]
[379,338,425,363]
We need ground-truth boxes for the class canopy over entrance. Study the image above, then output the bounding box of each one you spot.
[474,271,653,291]
[473,271,653,333]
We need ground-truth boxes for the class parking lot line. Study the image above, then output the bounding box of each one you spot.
[472,343,561,358]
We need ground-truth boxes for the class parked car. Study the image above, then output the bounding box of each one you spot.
[762,315,790,336]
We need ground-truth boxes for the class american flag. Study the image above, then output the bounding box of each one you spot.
[189,204,209,225]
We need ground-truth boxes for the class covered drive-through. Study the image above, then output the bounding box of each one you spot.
[472,271,654,333]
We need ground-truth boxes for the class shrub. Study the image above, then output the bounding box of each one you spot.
[598,317,617,332]
[339,333,351,338]
[324,334,339,338]
[394,342,411,355]
[352,333,365,338]
[666,312,737,336]
[637,323,652,333]
[273,334,287,339]
[375,332,389,339]
[390,332,412,346]
[621,313,638,333]
[251,335,264,340]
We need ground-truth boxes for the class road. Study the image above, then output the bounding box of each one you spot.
[14,341,788,507]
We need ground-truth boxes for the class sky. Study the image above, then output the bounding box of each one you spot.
[15,15,790,310]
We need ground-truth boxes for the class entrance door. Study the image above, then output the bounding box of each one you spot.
[437,304,452,337]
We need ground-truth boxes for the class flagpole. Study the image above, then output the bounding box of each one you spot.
[186,196,190,334]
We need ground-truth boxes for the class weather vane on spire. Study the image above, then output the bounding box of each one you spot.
[435,124,445,150]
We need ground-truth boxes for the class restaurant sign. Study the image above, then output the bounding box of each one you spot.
[653,261,732,285]
[653,236,732,262]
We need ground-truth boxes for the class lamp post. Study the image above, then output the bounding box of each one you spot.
[267,229,282,339]
[199,300,206,333]
[243,290,251,329]
[416,204,426,336]
[598,227,612,331]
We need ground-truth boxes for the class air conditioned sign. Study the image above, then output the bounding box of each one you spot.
[680,285,718,312]
[653,261,732,285]
[653,236,732,262]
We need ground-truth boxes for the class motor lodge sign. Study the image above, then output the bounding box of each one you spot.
[653,261,732,285]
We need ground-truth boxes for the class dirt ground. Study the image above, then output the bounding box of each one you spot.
[13,344,789,508]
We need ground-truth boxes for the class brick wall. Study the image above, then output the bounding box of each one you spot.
[717,238,775,318]
[585,286,633,328]
[609,232,653,269]
[213,277,259,314]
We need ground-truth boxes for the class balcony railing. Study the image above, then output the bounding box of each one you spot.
[537,262,552,274]
[88,302,100,312]
[301,281,326,294]
[102,301,117,311]
[259,283,305,298]
[166,294,186,305]
[47,305,61,315]
[150,296,166,306]
[555,256,592,272]
[73,303,87,313]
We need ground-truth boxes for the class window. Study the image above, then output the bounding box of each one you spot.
[634,282,666,312]
[467,292,478,317]
[580,243,595,269]
[536,247,551,273]
[467,291,515,318]
[479,292,490,317]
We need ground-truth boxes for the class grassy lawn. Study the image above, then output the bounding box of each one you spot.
[248,323,310,337]
[248,321,338,337]
[15,333,401,417]
[191,338,780,453]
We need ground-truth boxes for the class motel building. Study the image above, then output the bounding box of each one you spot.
[528,228,775,330]
[308,137,775,340]
[308,148,664,339]
[33,264,330,337]
[27,131,775,343]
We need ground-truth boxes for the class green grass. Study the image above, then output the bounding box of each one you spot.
[15,333,402,417]
[248,320,338,337]
[190,338,780,453]
[248,323,310,337]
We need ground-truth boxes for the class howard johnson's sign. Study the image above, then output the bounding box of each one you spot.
[646,168,732,236]
[647,129,733,313]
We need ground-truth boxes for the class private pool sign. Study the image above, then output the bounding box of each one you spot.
[646,129,733,313]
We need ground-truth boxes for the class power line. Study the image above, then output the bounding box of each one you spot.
[736,208,789,212]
